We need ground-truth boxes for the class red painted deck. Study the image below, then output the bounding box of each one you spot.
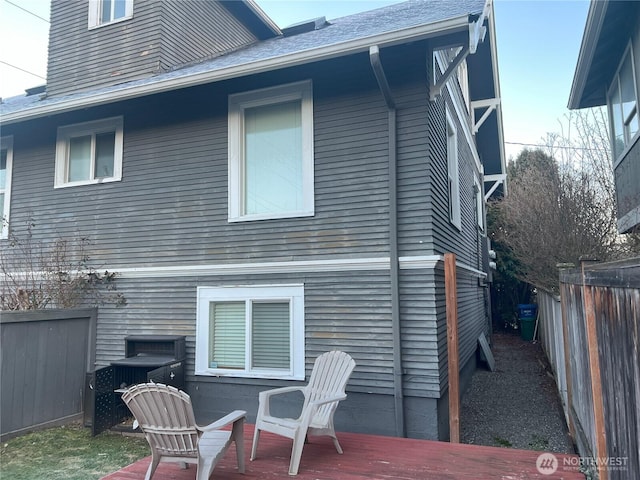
[102,424,585,480]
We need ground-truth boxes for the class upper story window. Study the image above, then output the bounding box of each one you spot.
[195,285,305,380]
[474,174,484,231]
[88,0,133,29]
[1,136,13,239]
[608,42,639,159]
[457,58,470,113]
[55,117,124,188]
[228,80,314,222]
[446,107,461,230]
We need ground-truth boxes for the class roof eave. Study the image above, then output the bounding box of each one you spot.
[242,0,282,37]
[1,15,472,125]
[568,0,608,110]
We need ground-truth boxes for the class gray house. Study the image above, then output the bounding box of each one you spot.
[0,0,504,440]
[569,0,640,234]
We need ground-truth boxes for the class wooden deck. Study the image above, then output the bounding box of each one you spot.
[102,424,585,480]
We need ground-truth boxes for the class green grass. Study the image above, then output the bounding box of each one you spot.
[528,434,550,451]
[492,435,513,448]
[1,423,150,480]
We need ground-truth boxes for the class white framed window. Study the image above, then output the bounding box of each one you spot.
[608,42,639,160]
[55,117,124,188]
[1,136,14,239]
[88,0,133,29]
[195,284,305,380]
[474,174,484,231]
[228,80,314,222]
[446,107,461,229]
[457,57,470,113]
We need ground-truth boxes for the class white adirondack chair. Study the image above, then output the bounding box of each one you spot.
[121,382,246,480]
[250,350,356,475]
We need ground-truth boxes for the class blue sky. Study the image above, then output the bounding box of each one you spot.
[0,0,590,161]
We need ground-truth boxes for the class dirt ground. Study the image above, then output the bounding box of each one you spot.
[460,332,575,453]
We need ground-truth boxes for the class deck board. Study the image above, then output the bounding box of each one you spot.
[102,424,585,480]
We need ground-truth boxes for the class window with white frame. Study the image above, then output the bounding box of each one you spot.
[1,136,13,239]
[195,285,305,380]
[608,43,639,159]
[228,80,314,222]
[446,107,461,229]
[88,0,133,28]
[55,117,123,188]
[457,57,470,113]
[474,174,484,231]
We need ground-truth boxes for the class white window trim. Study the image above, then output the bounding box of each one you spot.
[1,136,14,240]
[474,174,484,231]
[88,0,134,29]
[446,107,462,230]
[228,80,314,222]
[607,41,640,162]
[195,284,305,380]
[55,116,124,188]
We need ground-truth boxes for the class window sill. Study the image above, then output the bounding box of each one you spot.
[54,177,121,189]
[228,210,315,223]
[195,369,304,381]
[88,15,133,30]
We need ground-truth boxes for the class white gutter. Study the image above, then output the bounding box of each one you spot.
[1,15,471,125]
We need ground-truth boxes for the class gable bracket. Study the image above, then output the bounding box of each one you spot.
[484,173,506,201]
[469,1,491,54]
[430,45,469,101]
[471,98,501,134]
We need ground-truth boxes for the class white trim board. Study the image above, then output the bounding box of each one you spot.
[1,255,488,279]
[104,255,487,278]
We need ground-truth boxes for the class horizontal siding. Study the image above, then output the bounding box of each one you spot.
[4,43,490,401]
[8,61,392,267]
[47,0,258,97]
[436,266,487,391]
[160,1,258,71]
[399,269,441,397]
[47,0,163,96]
[614,137,640,222]
[94,270,395,395]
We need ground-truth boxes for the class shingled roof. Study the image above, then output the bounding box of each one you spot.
[1,0,486,124]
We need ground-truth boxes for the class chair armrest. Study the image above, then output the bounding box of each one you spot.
[309,393,347,408]
[258,386,306,401]
[198,410,246,432]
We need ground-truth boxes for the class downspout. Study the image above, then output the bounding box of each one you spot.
[369,45,405,437]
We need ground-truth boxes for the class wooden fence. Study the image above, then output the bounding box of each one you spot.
[0,308,96,441]
[537,259,639,480]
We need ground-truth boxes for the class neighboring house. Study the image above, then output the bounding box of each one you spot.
[0,0,504,440]
[569,0,640,234]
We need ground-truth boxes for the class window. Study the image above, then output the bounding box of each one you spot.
[88,0,133,28]
[446,107,461,229]
[457,58,470,113]
[228,81,314,222]
[608,43,639,159]
[1,136,13,239]
[474,175,484,231]
[195,285,305,380]
[55,117,123,188]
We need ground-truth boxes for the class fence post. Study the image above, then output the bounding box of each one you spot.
[581,262,608,480]
[445,253,460,443]
[559,280,576,443]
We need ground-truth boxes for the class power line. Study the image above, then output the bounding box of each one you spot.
[3,0,49,23]
[504,141,608,152]
[0,60,46,80]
